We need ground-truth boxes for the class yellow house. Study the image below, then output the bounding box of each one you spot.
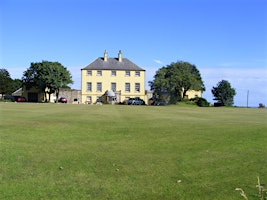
[81,51,146,104]
[183,89,202,100]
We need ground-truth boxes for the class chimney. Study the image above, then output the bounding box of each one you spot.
[118,50,122,62]
[104,50,108,61]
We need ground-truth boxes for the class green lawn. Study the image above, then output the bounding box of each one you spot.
[0,103,266,199]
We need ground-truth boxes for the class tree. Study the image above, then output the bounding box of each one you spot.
[11,79,22,92]
[212,80,236,106]
[149,61,205,103]
[0,68,13,97]
[22,61,73,102]
[43,62,73,102]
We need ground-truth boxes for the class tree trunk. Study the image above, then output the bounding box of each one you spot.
[55,88,59,103]
[43,90,48,102]
[182,89,187,99]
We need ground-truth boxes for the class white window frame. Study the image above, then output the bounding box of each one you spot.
[135,71,140,77]
[125,83,130,92]
[87,70,92,76]
[87,82,92,92]
[125,71,130,76]
[111,82,116,91]
[86,96,92,102]
[97,70,102,76]
[111,70,116,76]
[135,83,140,92]
[97,82,102,92]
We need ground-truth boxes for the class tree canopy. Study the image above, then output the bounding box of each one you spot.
[149,61,205,103]
[0,68,13,97]
[22,61,73,102]
[212,80,236,106]
[0,69,22,98]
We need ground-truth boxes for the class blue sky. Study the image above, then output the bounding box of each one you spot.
[1,0,266,107]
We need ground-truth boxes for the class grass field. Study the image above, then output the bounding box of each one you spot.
[0,103,266,199]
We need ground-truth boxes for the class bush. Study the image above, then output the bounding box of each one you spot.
[188,97,210,107]
[181,98,195,105]
[196,98,209,107]
[258,103,265,108]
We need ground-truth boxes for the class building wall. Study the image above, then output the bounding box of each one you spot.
[81,69,146,104]
[184,89,202,99]
[58,89,81,104]
[22,87,45,102]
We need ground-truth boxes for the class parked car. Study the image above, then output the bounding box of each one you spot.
[127,97,145,105]
[17,96,27,102]
[58,97,67,103]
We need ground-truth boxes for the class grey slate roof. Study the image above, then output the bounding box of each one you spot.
[82,57,145,71]
[12,88,22,96]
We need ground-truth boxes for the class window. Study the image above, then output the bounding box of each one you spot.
[111,82,116,91]
[97,70,102,76]
[135,71,140,76]
[125,83,130,92]
[111,70,116,76]
[135,83,140,92]
[125,71,130,76]
[86,96,92,102]
[97,82,102,92]
[87,70,92,76]
[87,82,92,91]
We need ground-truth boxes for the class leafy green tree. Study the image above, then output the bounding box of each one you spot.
[42,61,73,102]
[149,61,205,103]
[22,61,73,102]
[22,62,46,98]
[11,79,22,92]
[212,80,236,106]
[0,68,13,97]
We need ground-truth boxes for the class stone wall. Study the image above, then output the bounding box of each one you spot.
[59,89,81,104]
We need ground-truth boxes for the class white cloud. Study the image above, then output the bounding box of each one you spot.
[153,59,163,64]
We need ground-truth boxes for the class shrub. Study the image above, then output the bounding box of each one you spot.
[196,97,209,107]
[259,103,265,108]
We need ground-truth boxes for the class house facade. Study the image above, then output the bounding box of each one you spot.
[81,51,146,104]
[183,89,202,100]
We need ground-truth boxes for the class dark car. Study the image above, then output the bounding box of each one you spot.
[128,97,145,105]
[58,97,67,103]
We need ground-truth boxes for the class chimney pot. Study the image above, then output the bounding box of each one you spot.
[118,50,122,62]
[104,50,108,61]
